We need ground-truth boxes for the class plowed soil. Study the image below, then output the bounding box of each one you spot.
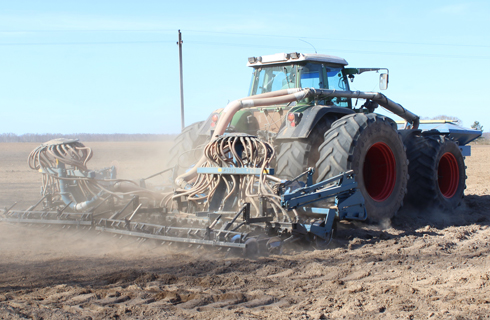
[1,142,489,320]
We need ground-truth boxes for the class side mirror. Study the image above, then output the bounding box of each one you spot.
[379,73,389,90]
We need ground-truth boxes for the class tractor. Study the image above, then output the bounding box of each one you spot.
[1,52,481,255]
[167,52,480,221]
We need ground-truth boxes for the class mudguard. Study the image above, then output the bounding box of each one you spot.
[276,106,355,140]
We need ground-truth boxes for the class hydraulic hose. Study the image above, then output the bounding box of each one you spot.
[175,87,419,188]
[313,89,420,129]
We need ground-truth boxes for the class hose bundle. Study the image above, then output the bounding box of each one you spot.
[167,134,295,221]
[28,139,163,209]
[27,139,96,198]
[28,138,92,172]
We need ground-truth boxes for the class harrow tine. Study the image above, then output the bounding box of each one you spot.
[124,203,143,222]
[109,196,138,220]
[90,195,112,214]
[57,201,72,217]
[209,215,222,229]
[4,202,17,214]
[25,195,48,212]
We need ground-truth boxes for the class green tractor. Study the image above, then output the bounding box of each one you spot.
[168,52,481,221]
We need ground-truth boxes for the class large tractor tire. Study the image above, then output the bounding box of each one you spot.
[166,121,206,175]
[275,116,336,181]
[404,133,466,211]
[316,113,408,222]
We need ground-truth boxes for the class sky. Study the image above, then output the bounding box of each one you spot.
[0,0,489,134]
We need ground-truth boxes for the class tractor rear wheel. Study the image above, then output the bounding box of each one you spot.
[275,116,336,181]
[315,113,408,222]
[404,134,466,211]
[166,121,207,176]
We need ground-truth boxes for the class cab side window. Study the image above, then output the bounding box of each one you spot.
[324,66,350,107]
[300,63,323,89]
[325,68,347,91]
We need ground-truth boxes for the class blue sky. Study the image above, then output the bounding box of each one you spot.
[1,0,488,134]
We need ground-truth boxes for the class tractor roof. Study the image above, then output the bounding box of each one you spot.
[247,52,348,67]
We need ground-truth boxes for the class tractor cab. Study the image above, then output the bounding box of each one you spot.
[247,52,351,108]
[199,52,390,138]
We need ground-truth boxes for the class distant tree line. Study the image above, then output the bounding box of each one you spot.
[0,133,177,143]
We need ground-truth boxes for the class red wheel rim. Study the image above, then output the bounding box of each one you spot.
[363,142,396,202]
[438,152,459,198]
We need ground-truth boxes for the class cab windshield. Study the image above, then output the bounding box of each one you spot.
[299,64,347,91]
[250,65,296,95]
[250,62,348,96]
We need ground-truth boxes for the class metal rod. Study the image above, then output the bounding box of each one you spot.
[2,218,92,226]
[231,222,245,232]
[229,204,247,226]
[143,167,175,181]
[26,195,48,212]
[125,203,143,222]
[57,201,73,216]
[90,195,111,213]
[109,196,136,220]
[177,29,185,131]
[4,202,17,214]
[95,226,246,248]
[209,214,222,229]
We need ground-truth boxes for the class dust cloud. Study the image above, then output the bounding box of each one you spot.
[0,142,489,319]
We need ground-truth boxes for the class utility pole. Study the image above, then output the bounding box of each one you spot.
[177,29,185,132]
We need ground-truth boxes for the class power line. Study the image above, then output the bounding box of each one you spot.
[188,40,490,60]
[0,40,173,46]
[0,29,174,33]
[1,38,489,60]
[184,29,490,49]
[1,28,489,49]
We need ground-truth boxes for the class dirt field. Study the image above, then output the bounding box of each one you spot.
[1,141,489,319]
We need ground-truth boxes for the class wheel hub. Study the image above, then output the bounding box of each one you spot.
[363,142,396,202]
[438,152,459,198]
